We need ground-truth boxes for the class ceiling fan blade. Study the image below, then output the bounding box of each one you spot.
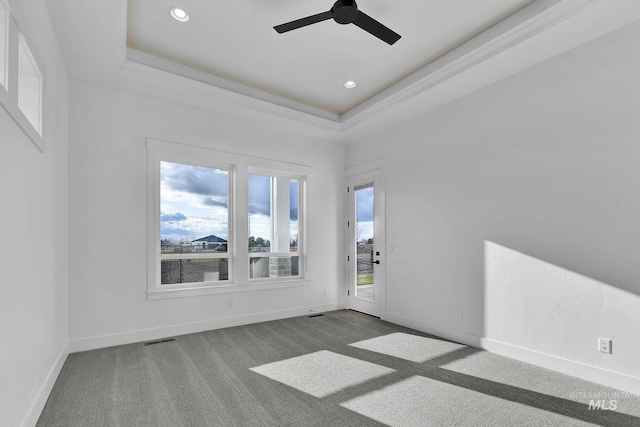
[353,11,401,45]
[274,10,333,34]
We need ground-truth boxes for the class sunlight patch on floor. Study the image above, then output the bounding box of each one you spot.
[340,375,595,427]
[249,350,395,398]
[350,332,466,363]
[441,350,640,416]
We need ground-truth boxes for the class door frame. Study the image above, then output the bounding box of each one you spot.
[346,159,386,317]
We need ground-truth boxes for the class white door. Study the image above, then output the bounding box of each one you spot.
[347,166,385,317]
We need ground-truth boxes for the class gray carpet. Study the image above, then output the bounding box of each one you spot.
[37,310,640,426]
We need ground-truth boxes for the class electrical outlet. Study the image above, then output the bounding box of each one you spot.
[598,338,612,354]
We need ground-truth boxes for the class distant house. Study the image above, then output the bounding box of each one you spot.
[192,235,227,251]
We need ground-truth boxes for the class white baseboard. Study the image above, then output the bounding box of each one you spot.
[21,343,69,427]
[383,311,639,395]
[481,338,640,396]
[383,311,484,348]
[69,302,345,353]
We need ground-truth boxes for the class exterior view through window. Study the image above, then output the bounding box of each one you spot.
[248,173,300,279]
[148,140,308,298]
[159,161,229,285]
[355,183,374,300]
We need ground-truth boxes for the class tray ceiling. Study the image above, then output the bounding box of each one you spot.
[126,0,534,115]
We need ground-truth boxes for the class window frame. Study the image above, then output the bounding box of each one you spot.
[248,167,306,282]
[0,0,44,150]
[17,32,43,134]
[0,2,7,89]
[147,139,310,300]
[156,158,234,290]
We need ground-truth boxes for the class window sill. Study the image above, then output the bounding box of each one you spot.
[147,278,312,300]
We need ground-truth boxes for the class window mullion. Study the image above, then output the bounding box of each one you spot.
[235,162,250,284]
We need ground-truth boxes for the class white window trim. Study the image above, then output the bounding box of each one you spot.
[154,157,235,290]
[17,32,43,134]
[147,138,311,300]
[0,2,6,87]
[0,1,44,151]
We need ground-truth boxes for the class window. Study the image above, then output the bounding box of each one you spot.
[159,161,231,286]
[0,3,44,149]
[18,35,42,134]
[0,3,6,88]
[147,139,308,299]
[248,173,303,279]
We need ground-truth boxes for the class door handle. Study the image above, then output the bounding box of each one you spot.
[373,260,380,264]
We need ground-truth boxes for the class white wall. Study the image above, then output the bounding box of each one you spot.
[67,80,346,350]
[0,1,69,426]
[346,21,640,393]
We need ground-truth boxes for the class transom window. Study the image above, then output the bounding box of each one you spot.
[0,4,6,88]
[18,35,43,134]
[0,2,45,148]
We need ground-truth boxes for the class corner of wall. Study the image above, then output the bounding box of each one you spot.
[20,343,69,427]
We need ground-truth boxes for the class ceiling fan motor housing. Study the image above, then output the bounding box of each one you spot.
[332,0,358,24]
[273,0,400,45]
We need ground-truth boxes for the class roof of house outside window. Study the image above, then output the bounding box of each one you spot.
[192,235,227,244]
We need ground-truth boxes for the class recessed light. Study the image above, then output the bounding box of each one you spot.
[170,7,189,22]
[344,80,357,89]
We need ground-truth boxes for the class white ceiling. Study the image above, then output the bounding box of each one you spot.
[44,0,640,139]
[126,0,534,115]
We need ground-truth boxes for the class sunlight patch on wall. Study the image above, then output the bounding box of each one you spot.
[484,240,640,379]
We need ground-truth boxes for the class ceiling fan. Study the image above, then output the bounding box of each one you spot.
[274,0,401,45]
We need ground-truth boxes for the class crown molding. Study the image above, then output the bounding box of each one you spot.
[117,0,639,136]
[120,48,342,131]
[339,0,599,131]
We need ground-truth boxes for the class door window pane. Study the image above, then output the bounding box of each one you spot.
[355,183,374,300]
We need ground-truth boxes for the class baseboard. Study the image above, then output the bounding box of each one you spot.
[382,312,640,395]
[69,302,345,353]
[21,343,69,427]
[382,311,483,348]
[481,338,640,396]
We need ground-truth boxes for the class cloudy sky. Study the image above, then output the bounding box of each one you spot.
[160,162,300,244]
[356,186,374,242]
[160,162,229,242]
